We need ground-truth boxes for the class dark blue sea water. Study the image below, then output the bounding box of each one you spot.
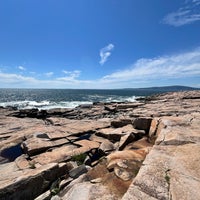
[0,88,150,110]
[0,87,193,110]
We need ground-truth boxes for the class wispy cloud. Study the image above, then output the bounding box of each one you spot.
[18,66,26,71]
[0,48,199,88]
[60,70,81,81]
[45,72,54,77]
[101,48,200,85]
[162,0,200,26]
[99,44,114,65]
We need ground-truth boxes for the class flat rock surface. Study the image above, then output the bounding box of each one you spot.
[0,90,199,200]
[122,112,200,200]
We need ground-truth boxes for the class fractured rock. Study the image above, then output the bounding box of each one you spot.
[99,140,115,154]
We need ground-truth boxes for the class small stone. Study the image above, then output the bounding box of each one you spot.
[114,167,133,181]
[90,178,102,183]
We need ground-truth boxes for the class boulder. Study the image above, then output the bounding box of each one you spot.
[32,145,77,165]
[96,125,144,142]
[33,140,99,166]
[132,117,152,132]
[0,163,69,200]
[111,118,132,128]
[99,140,115,154]
[107,149,150,181]
[74,140,100,149]
[61,182,120,200]
[69,164,88,179]
[124,137,153,150]
[22,137,69,156]
[118,133,135,150]
[122,113,200,200]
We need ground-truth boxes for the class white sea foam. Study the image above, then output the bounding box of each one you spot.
[0,100,93,110]
[0,96,138,110]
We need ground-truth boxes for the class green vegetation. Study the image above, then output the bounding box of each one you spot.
[71,153,87,165]
[51,187,60,196]
[165,174,170,184]
[50,178,61,196]
[29,161,36,169]
[165,169,171,191]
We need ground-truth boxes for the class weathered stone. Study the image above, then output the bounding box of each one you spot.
[61,182,120,200]
[107,148,150,182]
[132,117,152,132]
[114,167,133,181]
[22,137,69,156]
[15,154,30,170]
[51,195,61,200]
[32,145,77,165]
[111,118,132,128]
[96,124,144,142]
[74,140,100,149]
[148,118,159,142]
[35,190,51,200]
[118,133,135,150]
[116,103,144,109]
[69,164,88,179]
[99,140,115,154]
[123,113,200,200]
[59,177,73,190]
[90,177,102,183]
[124,137,153,150]
[59,174,88,197]
[0,163,69,200]
[0,91,200,200]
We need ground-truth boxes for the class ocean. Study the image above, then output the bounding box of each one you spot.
[0,87,193,110]
[0,88,151,110]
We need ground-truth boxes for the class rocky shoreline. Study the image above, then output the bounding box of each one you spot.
[0,90,200,200]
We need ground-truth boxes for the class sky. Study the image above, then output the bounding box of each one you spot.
[0,0,200,89]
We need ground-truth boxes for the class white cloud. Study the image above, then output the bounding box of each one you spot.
[61,70,81,81]
[0,48,199,88]
[101,48,200,84]
[45,72,54,77]
[99,44,114,65]
[162,0,200,26]
[0,73,37,84]
[18,66,26,71]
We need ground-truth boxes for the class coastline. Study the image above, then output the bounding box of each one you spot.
[0,90,200,200]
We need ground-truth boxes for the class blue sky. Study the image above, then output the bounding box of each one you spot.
[0,0,200,89]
